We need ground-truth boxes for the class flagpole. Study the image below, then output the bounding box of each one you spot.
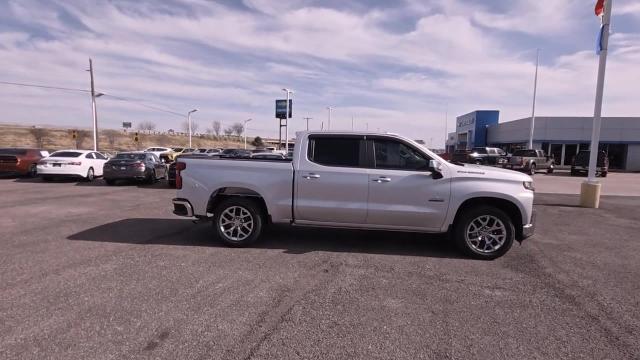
[580,0,612,208]
[528,49,539,150]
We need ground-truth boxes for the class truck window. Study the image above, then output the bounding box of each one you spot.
[308,137,362,167]
[373,139,430,171]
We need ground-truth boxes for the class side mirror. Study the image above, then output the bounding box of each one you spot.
[429,160,443,172]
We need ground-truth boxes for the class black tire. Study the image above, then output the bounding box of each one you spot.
[213,197,264,247]
[600,171,608,178]
[570,169,577,176]
[474,159,483,165]
[453,206,515,260]
[168,180,176,188]
[28,164,37,177]
[105,179,116,186]
[42,176,53,182]
[528,163,536,175]
[85,167,95,182]
[146,170,156,184]
[546,165,554,174]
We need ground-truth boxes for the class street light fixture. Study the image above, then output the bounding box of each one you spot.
[282,88,293,151]
[187,109,198,148]
[244,118,253,149]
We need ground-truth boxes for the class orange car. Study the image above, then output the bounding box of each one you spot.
[0,148,49,177]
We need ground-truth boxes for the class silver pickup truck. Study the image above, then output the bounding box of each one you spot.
[172,132,535,260]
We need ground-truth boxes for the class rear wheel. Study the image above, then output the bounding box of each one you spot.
[454,206,515,260]
[213,197,264,247]
[146,170,156,184]
[528,163,536,175]
[85,168,95,182]
[600,171,608,178]
[546,164,554,174]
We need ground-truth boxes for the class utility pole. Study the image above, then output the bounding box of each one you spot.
[528,48,540,149]
[303,117,312,131]
[581,0,613,208]
[351,115,354,130]
[326,106,333,130]
[88,59,98,151]
[444,103,448,152]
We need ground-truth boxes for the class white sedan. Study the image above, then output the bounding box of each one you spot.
[37,150,108,181]
[144,147,172,158]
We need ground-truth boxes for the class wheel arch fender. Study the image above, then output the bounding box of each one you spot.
[206,186,270,221]
[446,194,527,239]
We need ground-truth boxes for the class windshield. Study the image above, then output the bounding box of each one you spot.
[173,148,184,152]
[0,148,27,155]
[50,151,82,158]
[115,153,146,160]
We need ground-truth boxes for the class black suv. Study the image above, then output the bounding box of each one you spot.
[571,150,609,177]
[451,147,507,165]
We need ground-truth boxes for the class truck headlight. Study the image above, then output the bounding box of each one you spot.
[523,181,535,191]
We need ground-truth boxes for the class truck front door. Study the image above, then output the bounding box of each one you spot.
[295,135,369,224]
[366,137,450,230]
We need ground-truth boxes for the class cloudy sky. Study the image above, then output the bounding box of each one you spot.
[0,0,639,146]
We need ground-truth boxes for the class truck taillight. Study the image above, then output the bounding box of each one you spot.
[176,162,186,189]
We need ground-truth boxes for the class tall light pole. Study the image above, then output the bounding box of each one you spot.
[282,88,293,151]
[243,118,253,149]
[303,117,312,131]
[187,109,198,148]
[351,115,354,130]
[87,58,100,151]
[581,0,613,208]
[326,106,333,130]
[528,48,540,149]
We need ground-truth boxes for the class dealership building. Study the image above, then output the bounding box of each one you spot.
[445,110,640,171]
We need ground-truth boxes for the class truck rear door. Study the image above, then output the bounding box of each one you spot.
[294,135,369,224]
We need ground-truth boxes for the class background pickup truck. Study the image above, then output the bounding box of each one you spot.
[503,149,554,175]
[173,132,535,260]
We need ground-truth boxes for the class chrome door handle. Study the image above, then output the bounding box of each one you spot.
[372,177,391,183]
[303,173,320,179]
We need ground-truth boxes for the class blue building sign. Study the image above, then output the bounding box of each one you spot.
[455,110,499,149]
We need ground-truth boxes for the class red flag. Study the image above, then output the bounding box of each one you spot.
[595,0,605,16]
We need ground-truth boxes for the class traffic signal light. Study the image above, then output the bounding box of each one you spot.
[134,132,139,142]
[71,130,77,140]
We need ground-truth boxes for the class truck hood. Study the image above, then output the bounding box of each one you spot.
[447,163,532,182]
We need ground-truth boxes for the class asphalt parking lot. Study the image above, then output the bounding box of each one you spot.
[1,175,639,359]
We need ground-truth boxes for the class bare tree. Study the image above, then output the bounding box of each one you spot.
[103,129,120,148]
[181,120,199,134]
[137,121,156,134]
[223,127,234,137]
[231,122,244,138]
[212,121,221,137]
[75,130,89,149]
[29,127,48,148]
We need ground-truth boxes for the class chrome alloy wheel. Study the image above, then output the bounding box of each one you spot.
[465,215,507,253]
[218,206,254,242]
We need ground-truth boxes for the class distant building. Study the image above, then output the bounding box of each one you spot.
[446,110,640,171]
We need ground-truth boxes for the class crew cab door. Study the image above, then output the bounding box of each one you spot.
[295,135,369,224]
[366,137,450,230]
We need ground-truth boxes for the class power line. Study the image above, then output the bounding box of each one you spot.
[0,79,187,118]
[0,80,89,93]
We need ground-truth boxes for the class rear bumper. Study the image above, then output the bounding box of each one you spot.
[103,167,148,180]
[520,210,536,240]
[37,166,84,177]
[172,198,194,217]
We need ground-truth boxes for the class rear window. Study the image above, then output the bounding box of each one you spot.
[308,137,362,167]
[50,151,82,158]
[0,148,28,155]
[115,153,146,160]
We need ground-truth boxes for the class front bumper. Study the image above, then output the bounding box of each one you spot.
[520,210,536,240]
[172,198,194,217]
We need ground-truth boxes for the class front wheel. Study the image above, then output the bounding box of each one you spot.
[28,164,37,177]
[453,206,515,260]
[213,197,264,247]
[546,164,554,174]
[528,163,536,175]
